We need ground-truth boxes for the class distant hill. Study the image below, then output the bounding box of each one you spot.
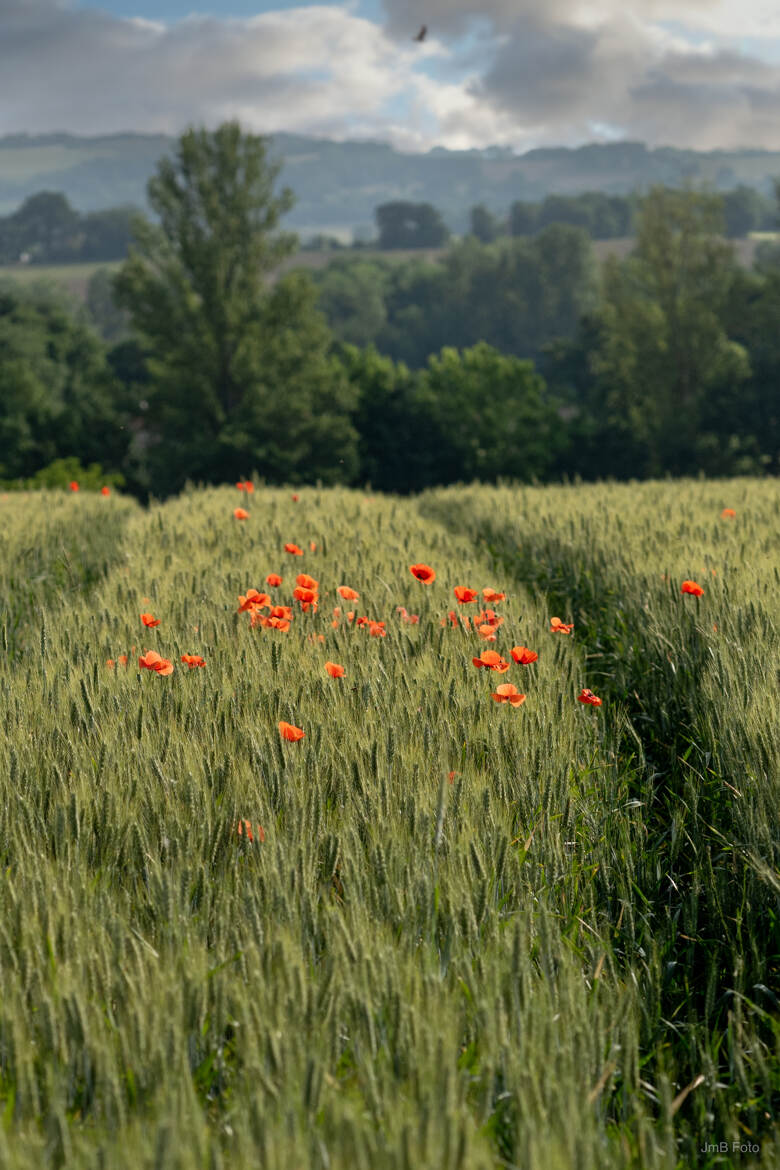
[2,131,780,240]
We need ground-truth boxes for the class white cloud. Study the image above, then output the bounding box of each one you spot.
[0,0,779,151]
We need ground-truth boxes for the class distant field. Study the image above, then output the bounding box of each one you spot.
[0,234,775,305]
[0,479,777,1168]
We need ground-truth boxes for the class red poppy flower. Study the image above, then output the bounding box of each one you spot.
[234,508,249,520]
[238,589,270,613]
[482,588,505,603]
[410,564,436,584]
[472,650,510,673]
[118,655,128,667]
[721,508,735,519]
[291,494,299,502]
[101,486,110,496]
[236,482,246,492]
[279,721,305,742]
[368,620,386,637]
[511,646,538,665]
[285,543,303,555]
[550,617,574,634]
[325,661,346,678]
[681,580,704,597]
[139,651,174,676]
[475,609,503,629]
[253,613,291,631]
[477,626,497,642]
[270,606,293,621]
[266,574,283,587]
[237,820,265,843]
[405,613,419,624]
[454,586,478,604]
[448,771,457,784]
[491,684,526,707]
[578,688,602,706]
[338,586,360,601]
[106,658,115,668]
[140,613,160,628]
[293,586,318,604]
[181,654,206,668]
[309,541,317,552]
[69,481,79,492]
[296,574,319,591]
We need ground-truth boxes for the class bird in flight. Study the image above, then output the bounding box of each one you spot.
[414,25,427,42]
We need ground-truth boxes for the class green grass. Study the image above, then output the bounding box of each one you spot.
[0,480,777,1168]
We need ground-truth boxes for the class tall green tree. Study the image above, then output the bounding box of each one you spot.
[0,281,129,479]
[586,185,750,475]
[374,201,450,249]
[414,342,558,485]
[113,121,358,494]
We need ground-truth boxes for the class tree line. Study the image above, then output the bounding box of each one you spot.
[1,122,778,500]
[2,179,777,268]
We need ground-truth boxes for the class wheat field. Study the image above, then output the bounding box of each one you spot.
[0,479,777,1169]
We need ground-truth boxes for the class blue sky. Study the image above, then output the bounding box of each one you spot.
[2,1,780,152]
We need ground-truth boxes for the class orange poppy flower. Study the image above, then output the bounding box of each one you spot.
[238,589,270,613]
[309,542,317,552]
[482,588,505,602]
[296,573,319,591]
[472,650,510,673]
[721,508,735,519]
[550,617,574,634]
[253,613,291,631]
[139,651,174,676]
[181,654,206,668]
[234,508,249,520]
[141,613,160,628]
[454,586,478,604]
[346,611,355,622]
[118,655,128,667]
[279,721,305,742]
[511,646,538,665]
[338,586,360,601]
[448,771,457,784]
[475,609,504,629]
[368,620,386,637]
[681,580,704,597]
[266,573,283,587]
[491,684,526,707]
[236,482,246,491]
[325,661,346,678]
[477,626,497,642]
[69,481,79,492]
[577,689,602,706]
[106,658,115,668]
[405,613,419,624]
[285,543,303,555]
[101,486,110,496]
[291,494,299,502]
[293,586,317,604]
[237,820,265,843]
[235,480,254,493]
[270,606,293,621]
[410,564,436,584]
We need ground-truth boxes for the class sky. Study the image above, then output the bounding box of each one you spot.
[2,0,780,153]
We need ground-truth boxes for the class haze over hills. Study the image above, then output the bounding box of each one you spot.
[2,131,780,241]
